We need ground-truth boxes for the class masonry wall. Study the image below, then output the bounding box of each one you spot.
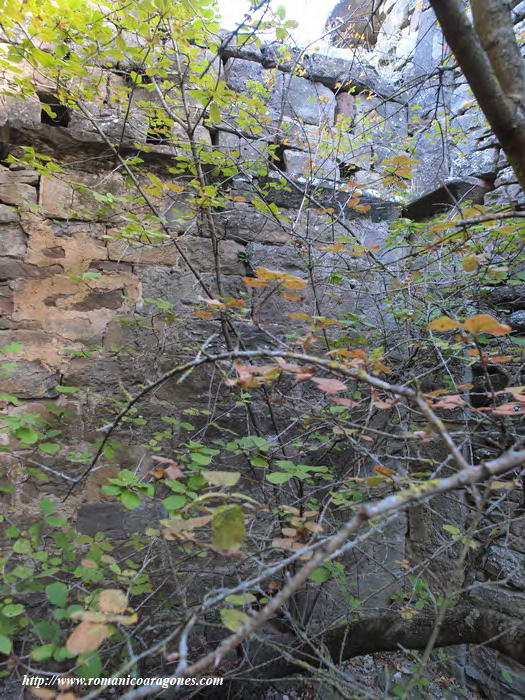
[1,1,525,695]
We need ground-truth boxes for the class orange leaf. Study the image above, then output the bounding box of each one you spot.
[427,316,462,332]
[463,314,511,335]
[242,276,267,288]
[330,397,359,407]
[374,465,395,476]
[282,291,304,302]
[489,355,513,363]
[194,309,213,318]
[66,622,110,655]
[312,377,346,394]
[433,394,464,409]
[491,402,525,415]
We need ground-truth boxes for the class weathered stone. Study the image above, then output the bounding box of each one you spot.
[282,149,339,181]
[0,204,18,223]
[217,202,291,245]
[0,359,58,398]
[107,238,181,265]
[0,224,26,257]
[0,168,39,186]
[487,284,525,311]
[485,545,525,589]
[39,171,125,220]
[402,178,492,220]
[274,74,336,126]
[76,501,165,538]
[0,258,62,281]
[72,289,124,311]
[508,310,525,333]
[0,182,37,206]
[453,146,500,180]
[177,236,244,276]
[335,92,355,122]
[224,57,272,95]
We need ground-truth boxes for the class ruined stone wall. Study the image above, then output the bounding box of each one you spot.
[1,1,525,694]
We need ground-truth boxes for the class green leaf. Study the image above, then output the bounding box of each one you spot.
[39,442,60,455]
[250,456,268,467]
[0,393,19,405]
[34,620,60,643]
[309,566,331,584]
[15,427,40,445]
[267,472,292,484]
[443,524,461,536]
[120,490,141,510]
[31,644,56,661]
[46,582,68,608]
[13,538,31,554]
[225,593,257,605]
[212,505,245,552]
[190,452,213,466]
[0,635,12,654]
[1,342,22,354]
[501,668,513,685]
[2,604,25,618]
[39,498,56,515]
[220,608,250,632]
[163,494,187,511]
[76,651,103,679]
[209,102,220,123]
[54,385,81,394]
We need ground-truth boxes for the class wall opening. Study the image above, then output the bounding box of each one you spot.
[38,93,71,127]
[270,143,287,172]
[339,162,359,180]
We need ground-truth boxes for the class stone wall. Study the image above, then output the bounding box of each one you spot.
[1,1,524,695]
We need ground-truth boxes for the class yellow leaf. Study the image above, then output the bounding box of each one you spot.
[464,314,511,335]
[220,608,250,631]
[203,471,241,487]
[212,505,246,552]
[66,622,110,655]
[427,316,462,332]
[99,589,127,614]
[254,266,284,281]
[462,255,479,272]
[281,275,307,290]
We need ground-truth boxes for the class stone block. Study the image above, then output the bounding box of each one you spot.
[216,201,291,245]
[0,204,18,223]
[486,284,525,311]
[0,94,41,130]
[0,178,37,206]
[335,92,355,122]
[283,149,339,181]
[509,310,525,333]
[0,359,59,399]
[224,57,274,95]
[0,258,62,281]
[0,224,26,257]
[402,178,492,220]
[107,237,181,265]
[76,501,165,538]
[452,146,500,180]
[274,74,336,126]
[39,171,125,220]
